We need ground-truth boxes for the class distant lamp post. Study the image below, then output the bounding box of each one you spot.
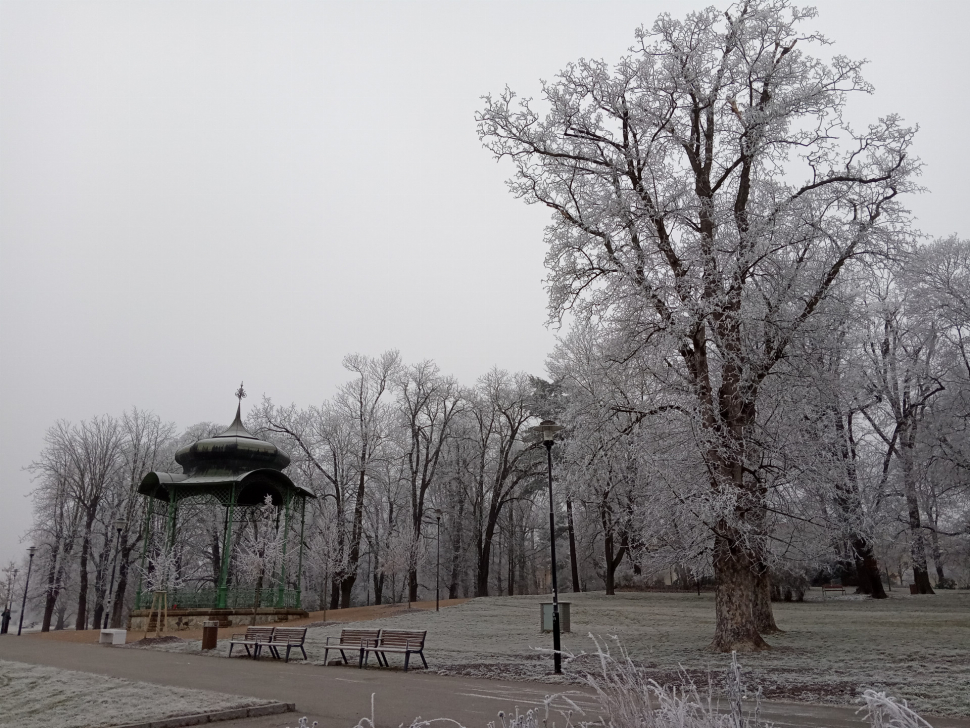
[103,518,127,629]
[17,547,36,636]
[434,509,442,612]
[530,419,564,674]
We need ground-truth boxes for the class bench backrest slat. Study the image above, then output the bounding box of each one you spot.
[378,629,426,649]
[339,628,381,644]
[272,627,307,643]
[245,626,275,641]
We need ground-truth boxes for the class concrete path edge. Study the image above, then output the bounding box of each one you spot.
[113,701,296,728]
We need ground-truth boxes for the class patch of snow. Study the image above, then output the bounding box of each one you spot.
[0,659,272,728]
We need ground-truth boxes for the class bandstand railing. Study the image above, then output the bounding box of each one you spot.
[137,588,301,610]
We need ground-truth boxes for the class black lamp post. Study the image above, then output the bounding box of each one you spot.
[530,419,564,674]
[103,518,126,629]
[17,546,36,636]
[434,509,442,612]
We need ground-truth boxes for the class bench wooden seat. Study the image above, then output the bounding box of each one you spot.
[323,628,381,668]
[228,626,275,659]
[364,629,428,671]
[266,627,308,662]
[822,584,846,597]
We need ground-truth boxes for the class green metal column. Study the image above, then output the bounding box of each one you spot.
[295,497,306,609]
[277,493,292,607]
[134,496,155,610]
[217,490,235,609]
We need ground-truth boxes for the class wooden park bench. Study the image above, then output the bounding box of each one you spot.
[364,629,428,671]
[822,584,846,597]
[323,628,381,668]
[266,626,309,662]
[228,626,275,659]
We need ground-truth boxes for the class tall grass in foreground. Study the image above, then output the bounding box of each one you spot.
[332,637,934,728]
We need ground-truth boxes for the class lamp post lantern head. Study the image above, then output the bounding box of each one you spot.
[114,518,126,532]
[26,546,36,558]
[530,420,564,444]
[434,508,442,521]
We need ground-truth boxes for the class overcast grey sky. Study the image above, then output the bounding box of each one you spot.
[2,1,968,562]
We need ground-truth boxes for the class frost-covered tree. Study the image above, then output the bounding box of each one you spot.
[235,495,284,621]
[478,1,918,650]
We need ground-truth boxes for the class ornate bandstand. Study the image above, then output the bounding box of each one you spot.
[129,390,314,631]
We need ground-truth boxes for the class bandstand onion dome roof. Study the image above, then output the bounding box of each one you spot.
[175,406,291,473]
[138,406,315,503]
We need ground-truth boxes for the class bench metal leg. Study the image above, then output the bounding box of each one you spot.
[404,652,410,672]
[419,651,428,669]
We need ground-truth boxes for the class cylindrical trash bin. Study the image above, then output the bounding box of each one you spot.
[201,620,219,650]
[909,584,919,595]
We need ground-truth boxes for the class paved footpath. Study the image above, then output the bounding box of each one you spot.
[1,636,967,728]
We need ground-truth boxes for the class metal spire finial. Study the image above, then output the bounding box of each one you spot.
[235,382,247,404]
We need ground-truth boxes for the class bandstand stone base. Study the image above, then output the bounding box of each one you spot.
[128,607,309,633]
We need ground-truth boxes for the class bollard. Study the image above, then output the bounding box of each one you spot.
[202,620,219,650]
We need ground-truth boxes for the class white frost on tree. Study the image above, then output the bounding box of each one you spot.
[235,494,284,616]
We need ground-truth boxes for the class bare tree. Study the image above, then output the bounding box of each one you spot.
[394,360,464,601]
[32,416,124,630]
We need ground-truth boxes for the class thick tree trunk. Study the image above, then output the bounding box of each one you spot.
[111,569,128,629]
[408,567,418,603]
[339,574,356,608]
[753,570,782,634]
[604,530,616,596]
[329,576,340,610]
[900,431,934,594]
[41,546,61,633]
[711,531,771,652]
[476,517,499,597]
[851,537,888,599]
[42,589,58,633]
[831,410,887,599]
[75,526,93,631]
[566,497,581,592]
[927,520,946,585]
[111,542,134,629]
[476,547,490,597]
[373,571,384,606]
[92,604,104,630]
[603,530,626,596]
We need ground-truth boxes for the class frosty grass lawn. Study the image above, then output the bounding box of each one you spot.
[0,659,272,728]
[149,590,970,717]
